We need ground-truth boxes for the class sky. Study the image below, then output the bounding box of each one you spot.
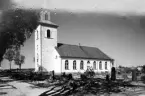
[1,0,145,67]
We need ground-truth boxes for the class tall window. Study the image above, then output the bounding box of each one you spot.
[87,61,90,69]
[45,13,48,20]
[93,61,96,70]
[99,61,102,70]
[80,61,84,70]
[73,60,76,70]
[65,60,69,70]
[47,29,50,38]
[105,62,107,70]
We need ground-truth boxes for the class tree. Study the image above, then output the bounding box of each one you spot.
[14,51,25,70]
[3,48,15,70]
[0,8,39,63]
[141,65,145,74]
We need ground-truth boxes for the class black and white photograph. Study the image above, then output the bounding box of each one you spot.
[0,0,145,96]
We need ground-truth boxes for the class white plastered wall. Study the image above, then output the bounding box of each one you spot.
[61,58,113,73]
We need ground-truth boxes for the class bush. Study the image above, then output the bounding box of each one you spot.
[9,71,49,81]
[67,73,73,80]
[80,74,87,80]
[141,75,145,83]
[84,68,95,78]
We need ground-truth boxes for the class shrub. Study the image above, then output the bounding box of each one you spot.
[67,73,73,80]
[80,74,87,80]
[141,75,145,83]
[111,67,116,81]
[106,74,110,81]
[84,68,95,78]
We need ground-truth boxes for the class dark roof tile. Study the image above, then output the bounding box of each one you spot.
[56,43,113,60]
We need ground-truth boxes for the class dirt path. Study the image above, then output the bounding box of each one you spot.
[0,77,48,96]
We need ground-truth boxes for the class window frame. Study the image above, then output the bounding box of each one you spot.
[105,62,107,70]
[73,60,77,70]
[93,61,96,70]
[80,61,84,70]
[99,61,102,70]
[46,29,51,38]
[87,61,90,69]
[45,13,48,20]
[65,60,69,70]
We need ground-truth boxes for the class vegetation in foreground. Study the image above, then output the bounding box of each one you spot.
[1,67,145,96]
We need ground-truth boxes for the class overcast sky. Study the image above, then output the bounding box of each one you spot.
[1,0,145,67]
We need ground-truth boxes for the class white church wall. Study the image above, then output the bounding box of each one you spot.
[61,58,112,73]
[35,25,41,71]
[53,49,62,73]
[40,25,58,72]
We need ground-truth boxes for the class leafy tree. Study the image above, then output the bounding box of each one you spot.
[14,51,25,69]
[3,48,15,70]
[0,8,39,63]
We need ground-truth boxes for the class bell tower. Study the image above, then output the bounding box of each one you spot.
[35,8,58,71]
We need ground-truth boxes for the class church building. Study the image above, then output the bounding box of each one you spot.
[34,9,114,73]
[0,9,114,74]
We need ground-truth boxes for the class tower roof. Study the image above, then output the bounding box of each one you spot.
[38,9,58,28]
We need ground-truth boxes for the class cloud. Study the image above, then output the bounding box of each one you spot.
[13,0,145,16]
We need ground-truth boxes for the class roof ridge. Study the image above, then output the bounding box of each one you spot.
[57,43,99,49]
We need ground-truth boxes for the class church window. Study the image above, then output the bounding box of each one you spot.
[105,62,107,70]
[87,61,90,69]
[47,29,51,38]
[45,13,48,20]
[93,61,96,70]
[87,61,90,64]
[73,60,76,70]
[99,61,102,70]
[65,60,69,70]
[80,61,84,70]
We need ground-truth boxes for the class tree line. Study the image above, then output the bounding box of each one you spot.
[0,8,40,69]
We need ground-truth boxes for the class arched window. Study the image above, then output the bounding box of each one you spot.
[105,62,107,70]
[99,61,102,70]
[73,60,76,70]
[65,60,69,70]
[87,61,90,69]
[47,29,50,38]
[87,61,90,64]
[80,61,84,70]
[45,13,48,20]
[93,61,96,70]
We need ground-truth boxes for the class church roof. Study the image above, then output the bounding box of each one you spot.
[56,43,113,61]
[39,21,58,28]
